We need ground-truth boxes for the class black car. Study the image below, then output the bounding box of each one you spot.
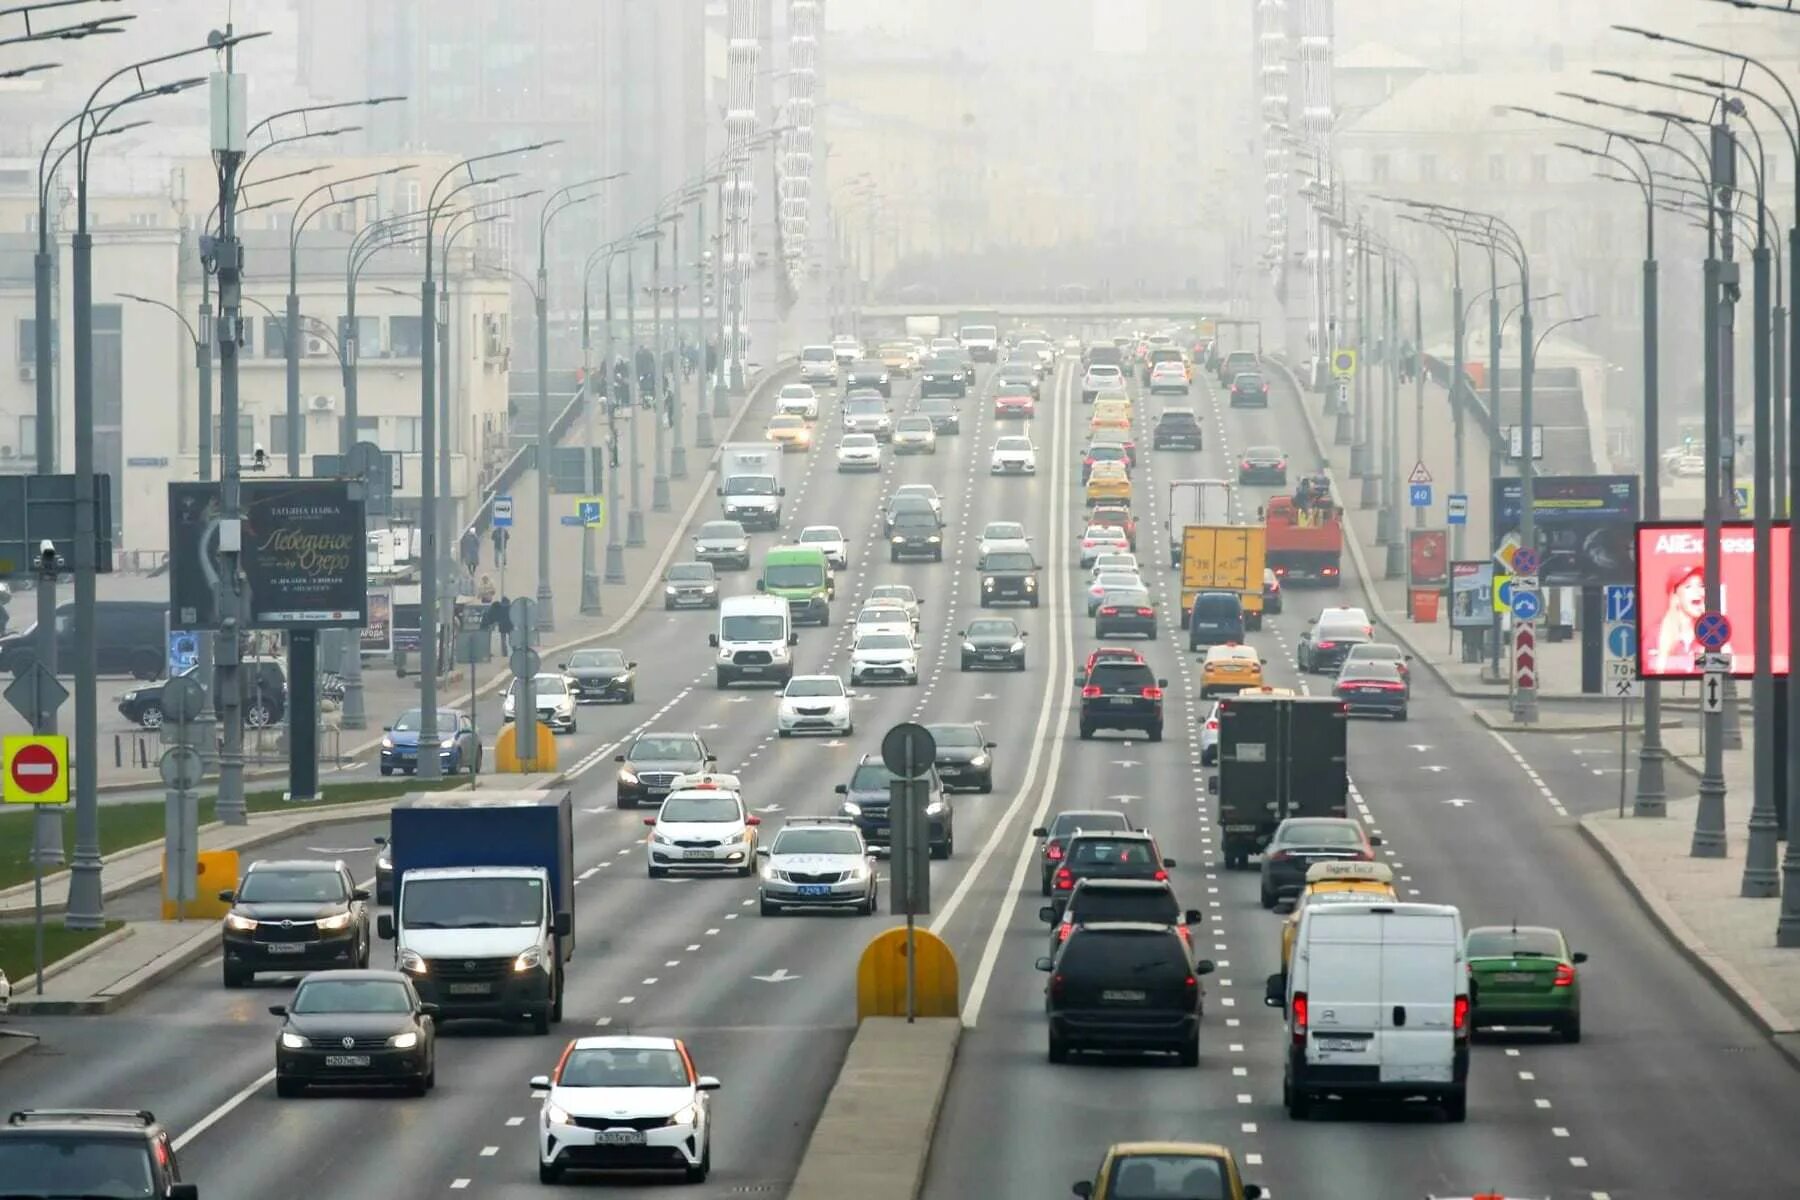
[843,359,891,396]
[270,970,436,1097]
[1296,620,1370,674]
[0,598,168,680]
[978,549,1039,607]
[560,648,636,703]
[915,396,961,433]
[997,362,1040,397]
[1334,660,1410,719]
[835,754,953,857]
[1095,586,1157,639]
[1238,444,1288,485]
[960,617,1027,671]
[219,858,371,988]
[1152,407,1203,450]
[117,659,288,729]
[889,512,944,562]
[925,721,996,793]
[883,493,941,536]
[1188,590,1246,647]
[918,354,969,398]
[692,520,752,571]
[1217,349,1259,383]
[0,1108,195,1199]
[1229,371,1271,407]
[1032,809,1135,895]
[1041,878,1203,958]
[662,561,720,609]
[1036,922,1212,1065]
[1046,830,1175,918]
[1259,817,1380,908]
[1079,659,1166,741]
[615,730,715,808]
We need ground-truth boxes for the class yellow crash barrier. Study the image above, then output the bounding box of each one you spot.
[163,849,238,920]
[856,926,959,1020]
[494,721,558,773]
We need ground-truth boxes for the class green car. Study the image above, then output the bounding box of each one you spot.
[1466,925,1587,1043]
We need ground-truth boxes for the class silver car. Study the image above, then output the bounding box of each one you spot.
[692,519,751,571]
[757,818,878,915]
[891,415,938,455]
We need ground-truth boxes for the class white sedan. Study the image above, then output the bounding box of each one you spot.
[836,432,882,472]
[850,632,920,685]
[776,382,820,419]
[855,604,914,640]
[1200,701,1222,765]
[645,787,760,876]
[798,525,849,569]
[991,435,1037,474]
[1078,525,1131,567]
[777,674,853,736]
[1089,552,1140,581]
[532,1036,720,1185]
[502,673,579,734]
[1087,571,1146,616]
[979,521,1030,558]
[867,584,921,629]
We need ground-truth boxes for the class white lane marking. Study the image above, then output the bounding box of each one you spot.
[171,1068,277,1151]
[480,1146,499,1157]
[451,1180,470,1190]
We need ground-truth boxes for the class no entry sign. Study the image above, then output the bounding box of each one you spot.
[3,734,68,805]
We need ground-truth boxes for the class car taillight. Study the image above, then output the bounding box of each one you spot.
[1453,994,1470,1036]
[1241,459,1253,470]
[1058,923,1073,942]
[1323,566,1340,576]
[1274,566,1288,577]
[1141,686,1164,700]
[1178,925,1192,946]
[1553,963,1577,988]
[1050,972,1066,999]
[1100,606,1117,615]
[1292,991,1308,1048]
[1261,383,1269,393]
[1137,607,1154,617]
[1183,973,1198,991]
[1267,849,1291,862]
[1082,685,1103,698]
[1153,869,1169,882]
[1055,867,1074,890]
[1046,841,1064,860]
[1316,640,1336,650]
[1206,718,1218,731]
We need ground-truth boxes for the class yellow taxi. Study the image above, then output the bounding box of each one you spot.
[1200,642,1264,697]
[1089,414,1132,444]
[1279,861,1398,968]
[1085,461,1132,505]
[764,413,813,452]
[1091,396,1133,426]
[1073,1142,1262,1200]
[1091,385,1132,406]
[879,341,915,376]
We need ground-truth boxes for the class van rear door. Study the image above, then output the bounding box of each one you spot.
[1376,911,1460,1084]
[1302,910,1383,1073]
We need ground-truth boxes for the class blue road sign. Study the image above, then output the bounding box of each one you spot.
[1511,588,1542,622]
[1604,584,1636,624]
[1447,493,1468,525]
[1734,485,1750,512]
[1496,577,1514,608]
[1695,611,1732,650]
[559,514,584,527]
[577,498,604,527]
[1606,623,1637,659]
[1511,546,1540,575]
[1410,482,1433,508]
[493,495,515,528]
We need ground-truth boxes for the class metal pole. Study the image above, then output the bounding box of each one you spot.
[1375,250,1395,543]
[417,228,441,779]
[1412,263,1426,531]
[1693,171,1727,856]
[1359,234,1379,507]
[214,55,248,827]
[905,736,917,1025]
[1781,216,1800,942]
[535,257,555,632]
[695,197,715,449]
[1450,271,1466,559]
[1636,222,1667,816]
[1516,247,1539,724]
[338,274,365,730]
[194,297,216,742]
[712,177,730,419]
[1745,214,1780,892]
[284,231,315,802]
[1488,271,1503,684]
[670,211,688,482]
[626,251,645,546]
[604,253,628,581]
[579,276,602,614]
[30,204,63,880]
[652,230,671,512]
[438,274,456,650]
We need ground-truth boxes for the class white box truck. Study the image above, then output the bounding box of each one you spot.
[1166,479,1233,567]
[717,441,784,531]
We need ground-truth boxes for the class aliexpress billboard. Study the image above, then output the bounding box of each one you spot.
[1635,521,1789,679]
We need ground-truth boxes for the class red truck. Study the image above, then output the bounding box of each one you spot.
[1263,493,1342,585]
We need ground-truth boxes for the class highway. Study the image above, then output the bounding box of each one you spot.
[10,338,1800,1198]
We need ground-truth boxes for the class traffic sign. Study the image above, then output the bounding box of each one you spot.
[493,495,515,528]
[1699,651,1733,673]
[1493,573,1514,614]
[1511,547,1540,576]
[1331,349,1357,378]
[3,734,68,805]
[1734,484,1751,514]
[1695,611,1732,650]
[1606,623,1637,659]
[1702,669,1727,713]
[1492,531,1523,571]
[577,496,604,528]
[1447,493,1468,525]
[1408,460,1432,485]
[161,675,206,726]
[3,662,68,730]
[158,745,204,791]
[1514,622,1538,692]
[1409,482,1433,508]
[1511,588,1542,622]
[1607,660,1642,699]
[1604,584,1636,624]
[881,722,938,778]
[509,647,542,679]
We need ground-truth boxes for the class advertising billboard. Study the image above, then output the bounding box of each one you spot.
[1409,529,1449,588]
[1450,561,1495,629]
[241,480,368,627]
[1634,521,1789,679]
[361,589,393,655]
[1492,475,1639,585]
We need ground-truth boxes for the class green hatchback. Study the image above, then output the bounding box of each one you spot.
[1466,925,1587,1042]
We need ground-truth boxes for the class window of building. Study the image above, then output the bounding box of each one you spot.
[17,317,56,365]
[339,315,381,358]
[269,412,307,457]
[213,414,255,453]
[355,415,380,442]
[388,315,422,358]
[264,316,289,359]
[17,414,37,458]
[1489,154,1506,183]
[1419,154,1438,183]
[388,416,422,452]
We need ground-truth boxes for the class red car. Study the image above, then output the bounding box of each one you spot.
[993,384,1036,419]
[1090,504,1136,549]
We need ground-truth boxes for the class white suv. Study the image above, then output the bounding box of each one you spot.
[532,1037,720,1184]
[776,382,820,419]
[777,674,853,737]
[851,631,919,685]
[1081,363,1124,401]
[991,435,1037,474]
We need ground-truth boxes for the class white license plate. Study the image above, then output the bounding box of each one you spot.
[594,1130,646,1146]
[740,666,763,674]
[324,1055,370,1068]
[1101,989,1145,1003]
[447,982,492,995]
[1111,697,1135,705]
[1317,1037,1367,1053]
[265,942,306,954]
[682,849,715,860]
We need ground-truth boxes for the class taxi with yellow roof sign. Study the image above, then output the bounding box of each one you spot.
[1278,861,1398,968]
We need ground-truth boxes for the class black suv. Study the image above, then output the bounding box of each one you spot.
[961,617,1027,671]
[1152,407,1203,450]
[835,754,953,857]
[844,359,891,396]
[615,730,715,808]
[918,355,969,398]
[219,858,371,988]
[978,548,1039,606]
[1046,829,1175,918]
[1,1108,196,1198]
[924,721,996,793]
[997,361,1040,398]
[1078,659,1167,741]
[117,659,288,729]
[1036,922,1213,1065]
[1229,371,1270,407]
[889,512,944,562]
[1041,877,1204,957]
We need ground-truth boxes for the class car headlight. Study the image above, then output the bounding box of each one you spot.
[840,800,862,817]
[513,947,544,973]
[925,800,947,815]
[927,536,941,543]
[316,911,353,933]
[280,1031,309,1049]
[970,754,990,769]
[544,1101,571,1127]
[665,585,678,594]
[761,864,780,882]
[703,583,716,592]
[1011,640,1026,652]
[1024,577,1037,589]
[891,535,904,544]
[388,1031,419,1049]
[224,912,258,932]
[671,1102,699,1126]
[983,577,996,589]
[381,735,394,749]
[440,738,457,750]
[962,641,977,652]
[619,768,639,784]
[376,851,391,872]
[652,832,673,845]
[399,949,427,975]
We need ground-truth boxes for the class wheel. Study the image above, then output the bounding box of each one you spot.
[425,1056,436,1089]
[1148,725,1163,743]
[1178,1034,1200,1067]
[1148,627,1159,640]
[1396,708,1409,722]
[961,657,972,671]
[1048,1032,1069,1064]
[685,1139,712,1183]
[356,936,371,969]
[859,892,877,916]
[538,1161,563,1185]
[1040,874,1052,897]
[380,764,393,777]
[778,729,790,738]
[531,1006,551,1035]
[1285,1079,1310,1120]
[222,965,249,989]
[934,550,943,562]
[1443,1088,1468,1122]
[1560,1013,1583,1043]
[980,777,993,794]
[245,701,275,728]
[930,838,949,860]
[1260,880,1277,909]
[624,688,636,703]
[138,705,165,730]
[1079,723,1094,740]
[845,724,855,736]
[890,550,899,562]
[407,1073,429,1097]
[618,794,637,810]
[737,861,754,878]
[275,1075,304,1098]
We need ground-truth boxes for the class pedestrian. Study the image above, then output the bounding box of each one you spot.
[490,595,514,655]
[459,526,480,581]
[477,573,497,604]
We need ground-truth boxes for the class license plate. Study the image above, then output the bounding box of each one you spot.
[325,1055,370,1068]
[1494,971,1539,984]
[266,942,306,954]
[682,849,715,860]
[983,652,1006,660]
[797,885,831,896]
[1101,989,1145,1003]
[1111,697,1134,705]
[1317,1037,1366,1053]
[740,666,763,674]
[594,1130,646,1146]
[447,982,492,996]
[1223,825,1257,832]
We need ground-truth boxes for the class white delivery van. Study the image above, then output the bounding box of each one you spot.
[710,594,796,688]
[799,345,839,384]
[1265,900,1469,1122]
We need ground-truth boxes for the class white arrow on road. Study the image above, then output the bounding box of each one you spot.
[757,804,784,813]
[977,693,998,701]
[1443,798,1476,808]
[728,696,752,704]
[701,723,722,731]
[822,740,846,748]
[753,968,800,983]
[1420,765,1447,773]
[1409,745,1433,753]
[1112,760,1141,769]
[1107,794,1140,805]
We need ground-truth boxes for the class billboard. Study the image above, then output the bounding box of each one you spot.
[361,589,393,655]
[1450,561,1495,629]
[167,482,224,629]
[1634,521,1789,679]
[1409,530,1449,589]
[1492,475,1638,585]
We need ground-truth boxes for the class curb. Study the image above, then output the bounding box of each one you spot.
[9,925,220,1017]
[13,923,136,990]
[1576,813,1800,1072]
[1471,710,1654,737]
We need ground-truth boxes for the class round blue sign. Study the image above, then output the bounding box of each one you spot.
[1606,623,1637,659]
[1511,589,1542,622]
[1695,611,1731,650]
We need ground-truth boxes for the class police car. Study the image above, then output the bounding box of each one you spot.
[757,817,878,916]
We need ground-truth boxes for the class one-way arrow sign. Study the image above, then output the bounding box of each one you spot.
[1702,669,1726,714]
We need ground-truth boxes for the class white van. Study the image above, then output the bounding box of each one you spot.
[710,594,796,688]
[800,345,839,384]
[1265,900,1469,1122]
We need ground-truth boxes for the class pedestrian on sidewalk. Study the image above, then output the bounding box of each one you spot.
[484,595,514,655]
[476,573,497,604]
[460,525,480,582]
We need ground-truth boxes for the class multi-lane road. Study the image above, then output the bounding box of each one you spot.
[10,337,1800,1198]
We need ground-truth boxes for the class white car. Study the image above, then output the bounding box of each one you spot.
[502,673,578,734]
[799,345,838,384]
[1082,364,1125,400]
[797,525,848,569]
[866,584,921,628]
[851,631,919,685]
[991,435,1037,474]
[777,674,853,737]
[776,382,820,419]
[979,521,1030,558]
[532,1036,720,1184]
[1078,524,1130,567]
[1200,701,1222,765]
[1087,571,1145,616]
[1318,606,1374,637]
[836,432,881,472]
[1149,361,1190,394]
[1089,552,1139,580]
[0,965,9,1015]
[891,416,938,455]
[759,817,878,915]
[645,786,760,876]
[855,603,914,640]
[831,336,863,364]
[893,483,943,517]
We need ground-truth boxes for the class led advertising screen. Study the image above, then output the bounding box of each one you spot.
[1493,475,1638,585]
[1634,521,1789,679]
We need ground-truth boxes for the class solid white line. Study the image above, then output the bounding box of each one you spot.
[170,1067,275,1151]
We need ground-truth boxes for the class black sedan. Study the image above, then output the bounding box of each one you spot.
[615,731,715,808]
[1258,817,1381,908]
[843,359,891,396]
[1229,372,1271,407]
[117,660,287,730]
[889,513,944,561]
[916,396,961,433]
[1334,660,1409,719]
[1095,586,1158,640]
[918,356,969,398]
[1296,620,1369,674]
[1238,444,1288,485]
[272,970,436,1097]
[560,647,636,703]
[925,721,997,793]
[961,618,1027,671]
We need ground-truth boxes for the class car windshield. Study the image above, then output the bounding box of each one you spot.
[858,634,912,651]
[966,620,1019,638]
[859,608,907,626]
[1103,588,1151,607]
[926,724,982,747]
[568,650,627,669]
[390,708,457,733]
[630,736,701,761]
[983,523,1025,540]
[984,552,1036,571]
[842,434,877,447]
[1341,662,1403,682]
[698,522,744,540]
[1279,822,1365,847]
[799,528,841,544]
[1072,888,1179,923]
[923,356,960,370]
[1160,411,1199,425]
[870,587,914,604]
[666,564,712,582]
[558,1047,689,1088]
[850,762,898,789]
[765,563,825,588]
[1049,811,1131,837]
[997,437,1032,451]
[238,868,344,903]
[896,418,933,432]
[893,514,936,530]
[721,614,786,641]
[801,347,833,361]
[1247,445,1282,459]
[400,875,544,928]
[889,496,932,513]
[780,385,813,398]
[998,383,1032,395]
[1348,644,1403,662]
[1089,446,1125,459]
[659,796,740,823]
[1316,624,1368,643]
[727,476,777,495]
[1234,373,1264,387]
[846,399,885,415]
[509,674,566,696]
[1468,928,1566,958]
[0,1137,157,1198]
[292,978,413,1014]
[1104,1154,1227,1200]
[1088,663,1154,689]
[786,677,845,698]
[897,487,936,501]
[775,828,864,855]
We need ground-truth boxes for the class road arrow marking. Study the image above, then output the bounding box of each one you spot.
[728,696,752,704]
[701,723,722,730]
[1443,798,1476,808]
[977,693,998,701]
[757,804,784,813]
[1409,745,1432,752]
[822,740,846,748]
[1107,794,1139,805]
[753,968,800,983]
[1420,765,1447,773]
[1112,760,1141,768]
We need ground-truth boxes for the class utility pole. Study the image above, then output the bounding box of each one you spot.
[651,226,670,512]
[1637,174,1667,818]
[626,250,645,546]
[1693,122,1733,858]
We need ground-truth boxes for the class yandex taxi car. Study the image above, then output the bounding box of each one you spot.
[1278,861,1397,969]
[764,414,812,452]
[1085,462,1132,505]
[1072,1141,1262,1200]
[1091,397,1133,426]
[1200,642,1264,697]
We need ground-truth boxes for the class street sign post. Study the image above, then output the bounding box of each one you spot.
[1408,461,1432,485]
[493,495,514,528]
[1447,493,1468,525]
[1703,667,1727,713]
[4,732,69,999]
[1511,547,1541,576]
[3,664,69,732]
[1331,348,1357,377]
[1695,611,1732,651]
[1410,483,1433,508]
[882,722,937,1023]
[577,497,604,528]
[1510,576,1542,622]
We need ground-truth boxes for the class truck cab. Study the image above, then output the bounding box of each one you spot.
[711,594,797,688]
[758,545,834,626]
[717,442,784,530]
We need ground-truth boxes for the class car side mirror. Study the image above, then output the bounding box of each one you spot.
[1257,506,1266,520]
[705,754,718,764]
[1157,678,1168,688]
[529,1074,551,1091]
[1034,956,1054,972]
[1265,973,1287,1007]
[1369,834,1384,847]
[352,888,370,902]
[779,487,787,496]
[374,836,387,847]
[1572,951,1589,964]
[1038,905,1056,924]
[381,725,392,733]
[217,889,235,903]
[834,784,848,794]
[697,1075,722,1091]
[643,817,658,827]
[708,633,719,647]
[957,629,966,637]
[267,1004,288,1017]
[553,912,571,937]
[715,487,724,496]
[1073,1183,1094,1200]
[628,661,639,669]
[1163,857,1177,868]
[746,815,762,826]
[789,633,800,646]
[377,914,395,940]
[1194,959,1216,976]
[1207,777,1219,796]
[1274,898,1296,915]
[985,742,997,750]
[756,847,770,858]
[1244,1186,1263,1200]
[1184,909,1204,925]
[557,663,567,671]
[420,1002,440,1018]
[1031,826,1048,838]
[756,579,766,592]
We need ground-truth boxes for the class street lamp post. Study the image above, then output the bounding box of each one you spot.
[649,224,669,512]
